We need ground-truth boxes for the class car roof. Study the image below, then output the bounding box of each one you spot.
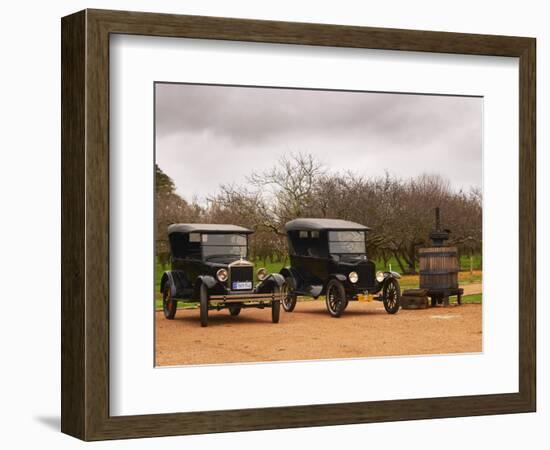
[168,223,253,235]
[284,218,371,232]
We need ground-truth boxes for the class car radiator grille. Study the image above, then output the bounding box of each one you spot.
[230,266,254,289]
[356,261,375,288]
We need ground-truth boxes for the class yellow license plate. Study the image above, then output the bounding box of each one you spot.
[358,294,374,302]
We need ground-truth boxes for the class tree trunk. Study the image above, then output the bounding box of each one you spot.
[392,250,407,273]
[401,245,417,274]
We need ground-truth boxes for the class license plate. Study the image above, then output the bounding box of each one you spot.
[232,281,252,290]
[358,293,374,302]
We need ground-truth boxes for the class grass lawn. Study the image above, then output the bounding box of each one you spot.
[154,256,482,310]
[252,255,482,275]
[399,270,482,291]
[353,253,482,274]
[460,293,482,304]
[155,298,197,310]
[155,289,482,311]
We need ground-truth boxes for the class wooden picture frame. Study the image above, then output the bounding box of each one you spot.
[61,9,536,441]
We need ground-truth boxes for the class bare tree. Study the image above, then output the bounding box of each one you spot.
[248,153,326,230]
[155,155,482,272]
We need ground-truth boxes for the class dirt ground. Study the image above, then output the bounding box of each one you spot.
[462,283,482,296]
[155,300,482,366]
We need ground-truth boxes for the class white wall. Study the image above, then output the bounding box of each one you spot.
[0,1,547,449]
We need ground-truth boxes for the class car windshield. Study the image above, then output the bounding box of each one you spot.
[328,231,366,254]
[201,233,247,259]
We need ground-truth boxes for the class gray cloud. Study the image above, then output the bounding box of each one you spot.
[155,83,482,202]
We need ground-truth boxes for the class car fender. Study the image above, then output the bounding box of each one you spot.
[370,272,400,296]
[328,273,348,284]
[160,270,190,297]
[279,267,298,282]
[196,275,217,290]
[383,271,401,280]
[279,267,302,288]
[256,273,285,293]
[381,273,401,293]
[264,272,286,288]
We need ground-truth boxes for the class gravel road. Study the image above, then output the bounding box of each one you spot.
[155,300,482,366]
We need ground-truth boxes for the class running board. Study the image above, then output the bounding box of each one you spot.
[295,285,323,298]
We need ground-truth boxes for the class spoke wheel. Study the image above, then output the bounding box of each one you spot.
[281,277,297,312]
[199,283,209,327]
[162,283,177,320]
[325,279,346,318]
[383,278,401,314]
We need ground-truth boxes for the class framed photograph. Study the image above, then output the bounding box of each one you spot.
[61,9,536,441]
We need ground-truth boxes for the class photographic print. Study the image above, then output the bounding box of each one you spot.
[154,83,482,367]
[60,11,535,439]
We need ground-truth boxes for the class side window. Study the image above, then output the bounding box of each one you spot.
[169,233,201,259]
[169,233,187,258]
[291,230,327,256]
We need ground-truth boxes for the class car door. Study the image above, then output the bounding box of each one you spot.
[289,230,328,286]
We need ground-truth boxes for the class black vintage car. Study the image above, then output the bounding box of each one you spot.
[160,224,284,327]
[279,218,401,317]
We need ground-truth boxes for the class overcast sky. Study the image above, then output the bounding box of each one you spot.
[155,83,482,203]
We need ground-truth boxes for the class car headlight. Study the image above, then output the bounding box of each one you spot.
[257,268,268,281]
[348,271,359,284]
[376,271,385,283]
[216,268,228,282]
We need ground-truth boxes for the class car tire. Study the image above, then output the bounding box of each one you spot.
[383,278,401,314]
[272,292,281,324]
[199,283,209,327]
[281,277,297,312]
[162,283,177,320]
[325,279,347,318]
[229,306,241,316]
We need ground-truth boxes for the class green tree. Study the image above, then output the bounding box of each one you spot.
[156,164,176,194]
[155,165,202,266]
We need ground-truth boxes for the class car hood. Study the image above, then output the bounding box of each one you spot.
[334,255,370,265]
[204,256,250,267]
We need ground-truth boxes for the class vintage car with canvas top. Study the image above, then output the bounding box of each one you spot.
[280,218,401,317]
[160,223,284,327]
